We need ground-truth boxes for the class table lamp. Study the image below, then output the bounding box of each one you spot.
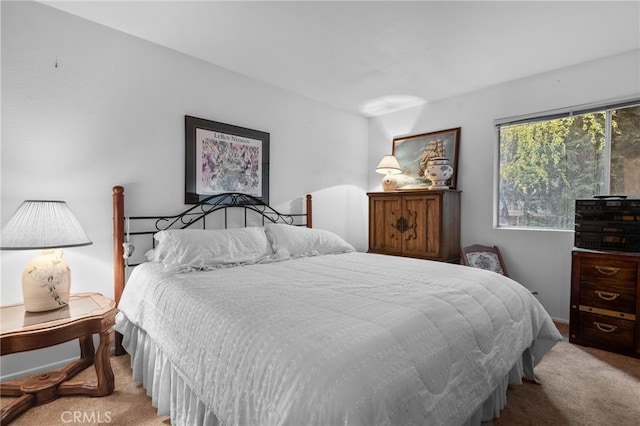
[1,200,92,312]
[376,155,402,191]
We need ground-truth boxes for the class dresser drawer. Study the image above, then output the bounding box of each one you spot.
[580,257,637,286]
[577,311,635,352]
[570,249,640,358]
[579,281,636,315]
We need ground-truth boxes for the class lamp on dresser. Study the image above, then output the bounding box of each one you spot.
[1,200,92,312]
[376,155,402,191]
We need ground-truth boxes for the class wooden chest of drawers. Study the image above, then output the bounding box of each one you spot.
[570,249,640,358]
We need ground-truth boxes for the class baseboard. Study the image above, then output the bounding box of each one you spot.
[1,346,118,382]
[0,356,79,382]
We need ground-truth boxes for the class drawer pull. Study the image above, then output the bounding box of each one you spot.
[595,266,620,276]
[594,322,618,333]
[595,290,620,301]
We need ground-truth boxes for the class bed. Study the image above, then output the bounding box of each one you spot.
[111,186,562,426]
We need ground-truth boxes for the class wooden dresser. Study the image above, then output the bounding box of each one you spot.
[570,248,640,358]
[367,190,460,263]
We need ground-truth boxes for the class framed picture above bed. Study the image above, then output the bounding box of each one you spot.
[392,127,460,190]
[185,116,270,204]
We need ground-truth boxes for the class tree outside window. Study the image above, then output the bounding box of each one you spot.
[498,104,640,229]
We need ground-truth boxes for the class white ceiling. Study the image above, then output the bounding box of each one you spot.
[41,1,640,117]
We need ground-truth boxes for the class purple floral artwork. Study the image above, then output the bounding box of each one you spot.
[195,128,262,196]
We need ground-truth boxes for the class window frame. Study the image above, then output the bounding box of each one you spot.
[493,97,640,231]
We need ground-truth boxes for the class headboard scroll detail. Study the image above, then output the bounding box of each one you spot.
[134,191,310,232]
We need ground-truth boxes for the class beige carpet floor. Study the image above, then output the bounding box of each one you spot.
[487,342,640,425]
[1,353,170,425]
[2,324,640,425]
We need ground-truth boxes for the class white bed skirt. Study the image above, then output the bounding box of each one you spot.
[115,313,551,426]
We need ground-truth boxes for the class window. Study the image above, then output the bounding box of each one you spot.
[497,101,640,229]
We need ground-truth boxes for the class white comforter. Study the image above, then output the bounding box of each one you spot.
[116,252,561,426]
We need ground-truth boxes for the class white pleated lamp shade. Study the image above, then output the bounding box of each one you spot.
[1,200,92,250]
[375,155,401,175]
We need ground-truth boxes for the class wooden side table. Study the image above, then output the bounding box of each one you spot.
[1,293,117,424]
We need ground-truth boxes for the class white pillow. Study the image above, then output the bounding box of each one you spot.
[264,223,355,258]
[152,227,273,271]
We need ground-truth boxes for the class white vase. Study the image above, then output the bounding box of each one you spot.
[426,157,453,189]
[21,249,71,312]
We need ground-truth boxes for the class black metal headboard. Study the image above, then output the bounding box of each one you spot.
[129,191,308,243]
[113,186,312,297]
[127,192,310,262]
[158,192,308,228]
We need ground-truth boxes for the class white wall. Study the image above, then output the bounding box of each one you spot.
[368,49,640,322]
[1,1,368,377]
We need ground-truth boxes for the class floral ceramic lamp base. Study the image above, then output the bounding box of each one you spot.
[22,249,71,312]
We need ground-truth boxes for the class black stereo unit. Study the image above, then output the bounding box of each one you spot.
[574,197,640,252]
